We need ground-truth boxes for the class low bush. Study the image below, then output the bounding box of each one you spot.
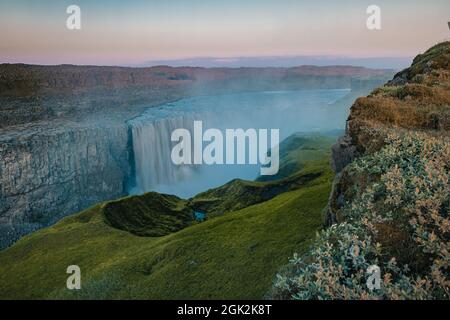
[271,132,449,299]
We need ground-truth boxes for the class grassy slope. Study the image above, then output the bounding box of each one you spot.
[0,135,335,300]
[103,192,194,237]
[190,135,332,216]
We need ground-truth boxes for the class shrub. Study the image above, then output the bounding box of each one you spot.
[271,132,449,299]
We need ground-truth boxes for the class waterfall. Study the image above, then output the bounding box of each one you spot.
[129,113,198,193]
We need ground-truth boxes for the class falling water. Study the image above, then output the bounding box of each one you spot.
[129,113,198,193]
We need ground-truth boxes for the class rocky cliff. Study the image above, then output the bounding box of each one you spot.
[327,41,450,226]
[271,41,449,299]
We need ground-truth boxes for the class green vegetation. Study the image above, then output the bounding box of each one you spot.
[0,134,337,299]
[272,132,449,299]
[258,135,332,182]
[400,41,450,83]
[271,42,450,300]
[190,136,332,216]
[103,192,194,237]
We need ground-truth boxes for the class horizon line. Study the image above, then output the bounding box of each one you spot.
[0,61,400,71]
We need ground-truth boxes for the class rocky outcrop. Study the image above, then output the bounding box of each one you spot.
[325,41,450,227]
[330,134,357,173]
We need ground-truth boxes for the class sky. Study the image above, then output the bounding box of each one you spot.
[0,0,449,67]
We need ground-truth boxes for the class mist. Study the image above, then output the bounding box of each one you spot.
[128,88,350,198]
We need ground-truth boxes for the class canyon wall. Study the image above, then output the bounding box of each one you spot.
[0,64,393,249]
[0,64,391,128]
[0,122,131,248]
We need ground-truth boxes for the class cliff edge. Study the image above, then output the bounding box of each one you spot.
[272,41,449,300]
[328,41,449,225]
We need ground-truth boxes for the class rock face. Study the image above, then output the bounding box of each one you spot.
[326,128,359,226]
[0,122,131,248]
[331,131,358,173]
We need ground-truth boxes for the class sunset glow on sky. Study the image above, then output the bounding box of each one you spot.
[0,0,449,66]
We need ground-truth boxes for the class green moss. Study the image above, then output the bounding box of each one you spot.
[190,135,335,216]
[410,41,450,73]
[393,41,450,83]
[258,134,334,182]
[103,192,194,237]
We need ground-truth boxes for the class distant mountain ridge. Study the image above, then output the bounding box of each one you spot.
[0,64,393,129]
[138,56,412,69]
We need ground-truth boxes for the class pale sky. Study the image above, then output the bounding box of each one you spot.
[0,0,449,66]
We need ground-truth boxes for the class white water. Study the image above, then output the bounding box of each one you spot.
[131,115,196,192]
[129,89,350,198]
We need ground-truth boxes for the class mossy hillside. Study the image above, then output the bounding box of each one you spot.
[0,168,332,299]
[391,41,450,84]
[103,192,194,237]
[258,134,333,182]
[189,170,322,217]
[347,42,450,157]
[0,134,336,299]
[190,135,336,216]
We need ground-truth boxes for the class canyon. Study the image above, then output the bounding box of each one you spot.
[0,42,447,299]
[0,64,392,249]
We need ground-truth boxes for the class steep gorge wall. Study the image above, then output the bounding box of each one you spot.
[0,123,131,248]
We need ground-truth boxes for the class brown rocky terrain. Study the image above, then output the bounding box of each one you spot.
[329,41,450,225]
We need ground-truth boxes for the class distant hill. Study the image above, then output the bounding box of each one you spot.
[139,56,412,69]
[0,63,391,98]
